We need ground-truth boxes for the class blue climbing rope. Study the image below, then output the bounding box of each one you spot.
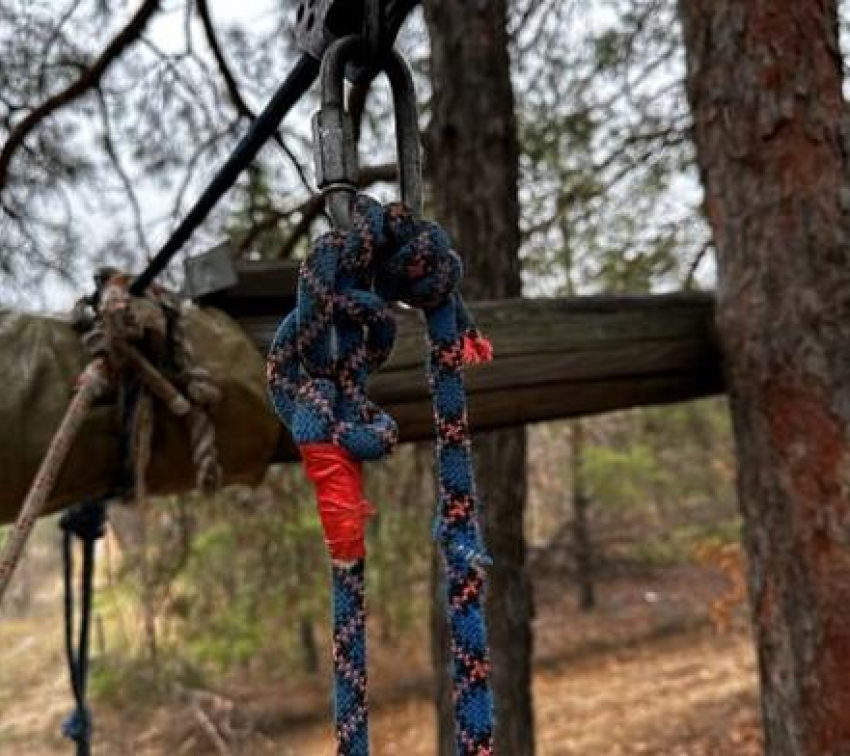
[268,195,495,755]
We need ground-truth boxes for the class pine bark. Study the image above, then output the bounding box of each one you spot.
[679,1,850,752]
[424,1,534,753]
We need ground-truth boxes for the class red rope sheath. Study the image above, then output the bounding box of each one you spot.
[300,443,375,561]
[461,331,494,365]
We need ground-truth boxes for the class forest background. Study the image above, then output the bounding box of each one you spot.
[0,1,761,753]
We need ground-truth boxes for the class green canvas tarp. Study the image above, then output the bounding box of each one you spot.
[0,306,280,524]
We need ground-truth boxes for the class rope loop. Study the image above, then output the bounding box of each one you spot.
[269,196,398,461]
[267,193,496,755]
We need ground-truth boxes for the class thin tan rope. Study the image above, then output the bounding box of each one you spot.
[0,272,222,609]
[0,359,109,604]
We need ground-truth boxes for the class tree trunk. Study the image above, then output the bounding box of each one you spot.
[424,2,534,754]
[430,544,455,756]
[570,421,595,611]
[679,1,850,752]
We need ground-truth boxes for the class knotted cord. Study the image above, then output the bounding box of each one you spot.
[268,195,495,755]
[0,274,226,755]
[0,274,221,605]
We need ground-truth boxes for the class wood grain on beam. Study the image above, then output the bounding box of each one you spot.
[223,286,723,461]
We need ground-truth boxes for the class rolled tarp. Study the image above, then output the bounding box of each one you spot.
[0,306,279,524]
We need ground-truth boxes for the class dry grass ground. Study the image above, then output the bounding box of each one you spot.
[276,628,760,756]
[0,562,760,755]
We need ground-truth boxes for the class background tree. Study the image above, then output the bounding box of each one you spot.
[679,0,850,752]
[516,0,710,297]
[2,1,805,753]
[514,0,712,617]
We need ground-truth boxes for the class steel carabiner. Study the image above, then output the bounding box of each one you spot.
[312,36,423,229]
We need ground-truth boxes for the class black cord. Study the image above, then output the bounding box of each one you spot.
[129,53,320,296]
[60,502,108,756]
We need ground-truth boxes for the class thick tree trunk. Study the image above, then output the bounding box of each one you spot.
[679,1,850,753]
[424,1,534,754]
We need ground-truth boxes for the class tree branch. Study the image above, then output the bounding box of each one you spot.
[95,86,149,256]
[0,0,161,192]
[196,0,313,194]
[236,163,399,259]
[683,238,712,290]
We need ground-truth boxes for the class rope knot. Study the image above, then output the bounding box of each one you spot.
[73,271,225,496]
[268,195,492,465]
[61,706,91,745]
[59,502,107,543]
[269,197,400,462]
[376,202,462,310]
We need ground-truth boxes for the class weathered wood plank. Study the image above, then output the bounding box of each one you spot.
[199,260,298,316]
[235,291,723,462]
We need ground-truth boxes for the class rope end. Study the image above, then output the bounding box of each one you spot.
[61,706,91,746]
[461,330,494,365]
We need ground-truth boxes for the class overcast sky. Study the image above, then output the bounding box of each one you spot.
[25,0,307,313]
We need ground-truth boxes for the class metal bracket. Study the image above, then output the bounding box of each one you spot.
[294,0,420,83]
[183,242,239,299]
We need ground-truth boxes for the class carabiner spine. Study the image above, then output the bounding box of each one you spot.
[313,36,423,229]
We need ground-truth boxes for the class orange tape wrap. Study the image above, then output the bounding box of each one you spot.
[300,443,375,561]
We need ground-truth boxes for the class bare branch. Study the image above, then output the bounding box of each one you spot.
[95,87,149,256]
[270,163,398,259]
[36,0,87,90]
[196,0,313,194]
[0,0,161,192]
[683,238,712,290]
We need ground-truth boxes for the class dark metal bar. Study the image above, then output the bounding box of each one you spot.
[385,50,422,217]
[130,54,321,296]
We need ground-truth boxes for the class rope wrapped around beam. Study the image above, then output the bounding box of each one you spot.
[0,273,222,607]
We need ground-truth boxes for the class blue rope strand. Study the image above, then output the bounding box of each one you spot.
[59,501,107,756]
[268,195,495,755]
[332,559,369,756]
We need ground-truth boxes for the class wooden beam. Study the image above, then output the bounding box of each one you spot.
[218,278,723,460]
[198,260,298,316]
[0,279,722,521]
